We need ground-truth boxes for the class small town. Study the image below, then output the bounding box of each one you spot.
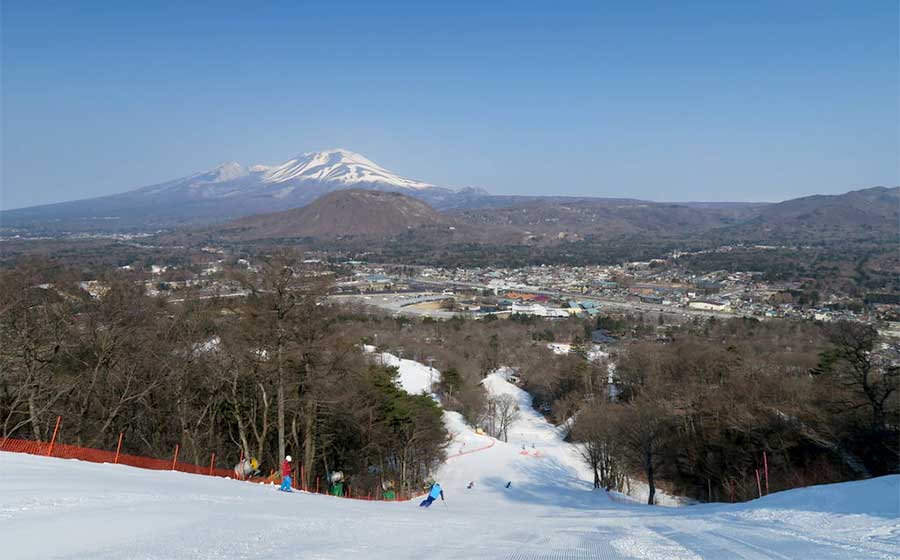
[123,245,900,338]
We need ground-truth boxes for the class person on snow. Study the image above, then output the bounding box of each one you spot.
[279,455,293,492]
[233,457,260,479]
[419,481,444,507]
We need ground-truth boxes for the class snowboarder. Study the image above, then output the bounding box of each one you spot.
[467,481,475,489]
[279,455,293,492]
[233,457,260,479]
[419,481,444,507]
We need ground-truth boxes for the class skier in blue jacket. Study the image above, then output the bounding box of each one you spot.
[419,482,444,507]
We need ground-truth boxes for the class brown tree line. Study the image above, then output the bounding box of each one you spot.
[571,318,899,504]
[0,255,447,498]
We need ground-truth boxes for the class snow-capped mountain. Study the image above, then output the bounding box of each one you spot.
[1,149,489,232]
[259,148,436,190]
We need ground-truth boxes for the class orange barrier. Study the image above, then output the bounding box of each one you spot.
[1,437,236,478]
[0,434,421,501]
[444,433,496,461]
[0,419,496,503]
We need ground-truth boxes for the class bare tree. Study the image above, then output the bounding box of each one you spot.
[813,321,898,433]
[613,402,673,505]
[486,394,520,442]
[572,405,625,491]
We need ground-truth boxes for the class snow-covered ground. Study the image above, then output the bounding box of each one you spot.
[2,353,898,559]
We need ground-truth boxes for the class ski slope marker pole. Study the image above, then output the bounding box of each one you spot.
[755,469,762,498]
[763,451,769,495]
[209,453,215,476]
[114,431,124,464]
[46,416,61,456]
[316,476,320,494]
[238,449,244,479]
[171,444,180,471]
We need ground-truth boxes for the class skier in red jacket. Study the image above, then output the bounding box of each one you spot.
[279,455,293,492]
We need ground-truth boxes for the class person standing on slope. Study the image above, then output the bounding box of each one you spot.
[280,455,293,492]
[419,481,444,507]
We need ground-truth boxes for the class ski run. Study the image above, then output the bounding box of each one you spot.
[2,352,898,559]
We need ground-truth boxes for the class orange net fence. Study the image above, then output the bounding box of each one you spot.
[0,417,420,502]
[0,437,233,478]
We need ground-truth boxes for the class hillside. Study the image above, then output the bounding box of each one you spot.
[718,186,900,242]
[212,189,447,240]
[448,198,757,239]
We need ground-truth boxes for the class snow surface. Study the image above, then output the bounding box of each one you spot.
[3,355,898,559]
[260,149,436,190]
[376,351,440,397]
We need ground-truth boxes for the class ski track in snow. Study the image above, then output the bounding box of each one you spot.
[1,353,898,559]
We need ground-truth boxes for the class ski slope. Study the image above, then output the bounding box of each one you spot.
[2,354,898,559]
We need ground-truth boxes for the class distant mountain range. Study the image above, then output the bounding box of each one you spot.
[197,186,898,250]
[0,149,486,232]
[1,149,896,247]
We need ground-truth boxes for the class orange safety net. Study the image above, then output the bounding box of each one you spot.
[0,436,417,501]
[0,438,233,477]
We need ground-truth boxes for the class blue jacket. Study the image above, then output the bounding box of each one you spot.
[429,483,443,499]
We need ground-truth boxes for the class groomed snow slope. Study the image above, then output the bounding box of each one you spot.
[2,357,898,559]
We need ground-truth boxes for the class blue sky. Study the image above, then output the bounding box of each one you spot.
[1,1,897,209]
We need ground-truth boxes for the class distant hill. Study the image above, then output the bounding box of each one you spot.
[717,186,899,242]
[447,197,759,238]
[211,189,447,240]
[198,186,898,247]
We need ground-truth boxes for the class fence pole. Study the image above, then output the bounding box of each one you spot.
[114,431,124,464]
[755,469,762,498]
[209,453,215,476]
[763,451,770,495]
[46,416,62,456]
[171,444,180,471]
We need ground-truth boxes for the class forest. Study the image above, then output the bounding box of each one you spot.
[1,252,897,504]
[0,254,446,499]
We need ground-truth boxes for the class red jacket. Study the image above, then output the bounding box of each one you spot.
[281,460,292,477]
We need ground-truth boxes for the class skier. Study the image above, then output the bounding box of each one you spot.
[419,481,444,508]
[328,471,345,497]
[233,457,260,479]
[279,455,293,492]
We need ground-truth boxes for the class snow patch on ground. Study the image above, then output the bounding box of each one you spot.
[376,352,440,396]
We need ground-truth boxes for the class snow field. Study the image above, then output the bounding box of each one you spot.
[1,352,897,559]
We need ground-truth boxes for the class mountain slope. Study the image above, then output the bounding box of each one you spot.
[716,186,899,242]
[213,189,447,240]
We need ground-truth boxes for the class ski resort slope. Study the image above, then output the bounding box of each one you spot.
[2,357,899,559]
